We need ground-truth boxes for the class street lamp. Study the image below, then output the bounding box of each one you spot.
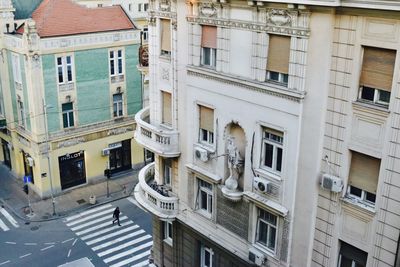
[42,99,56,216]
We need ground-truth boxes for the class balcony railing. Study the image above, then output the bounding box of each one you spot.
[134,107,180,157]
[134,162,179,219]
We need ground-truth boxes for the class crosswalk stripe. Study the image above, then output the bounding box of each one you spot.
[81,221,133,241]
[131,259,149,267]
[75,216,128,236]
[66,208,116,226]
[92,229,145,251]
[0,208,18,228]
[104,241,153,264]
[86,225,139,245]
[98,234,152,257]
[71,214,121,231]
[65,204,113,222]
[0,218,9,231]
[109,249,151,267]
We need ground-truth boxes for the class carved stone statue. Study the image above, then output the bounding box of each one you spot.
[224,136,243,191]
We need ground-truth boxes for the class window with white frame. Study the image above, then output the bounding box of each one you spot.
[346,151,380,207]
[62,102,74,128]
[261,128,283,173]
[198,105,214,145]
[358,47,395,107]
[256,208,278,252]
[200,244,213,267]
[113,93,123,118]
[109,50,123,76]
[196,178,213,217]
[17,99,25,128]
[338,241,367,267]
[57,55,73,84]
[163,158,172,186]
[11,53,22,84]
[266,35,290,86]
[201,26,217,68]
[160,19,171,57]
[163,221,173,244]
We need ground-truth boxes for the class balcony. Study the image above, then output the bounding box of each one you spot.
[134,107,180,157]
[134,163,179,219]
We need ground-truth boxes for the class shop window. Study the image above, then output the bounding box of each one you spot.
[160,19,171,57]
[266,35,290,86]
[57,55,73,84]
[199,105,214,145]
[161,91,172,126]
[261,128,284,174]
[200,244,213,267]
[62,102,74,128]
[201,26,217,68]
[346,151,380,207]
[109,49,124,76]
[113,93,123,118]
[338,241,367,267]
[163,221,173,245]
[358,47,395,107]
[196,178,213,218]
[256,208,278,252]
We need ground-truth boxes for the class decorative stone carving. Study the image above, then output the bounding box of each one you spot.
[57,137,85,148]
[267,9,292,27]
[107,127,133,136]
[222,136,244,201]
[159,0,170,11]
[199,3,217,18]
[161,67,170,81]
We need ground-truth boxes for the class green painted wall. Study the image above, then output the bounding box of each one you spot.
[6,53,17,122]
[126,44,142,115]
[75,48,110,125]
[20,54,31,131]
[42,54,60,132]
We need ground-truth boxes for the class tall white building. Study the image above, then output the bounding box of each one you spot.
[133,1,400,267]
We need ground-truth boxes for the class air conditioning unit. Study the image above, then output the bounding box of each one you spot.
[248,247,265,266]
[101,148,110,156]
[321,173,343,193]
[195,147,209,162]
[253,176,272,194]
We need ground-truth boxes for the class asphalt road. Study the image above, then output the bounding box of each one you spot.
[0,197,152,267]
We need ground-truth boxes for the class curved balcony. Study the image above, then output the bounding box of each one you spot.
[134,163,179,219]
[134,107,180,157]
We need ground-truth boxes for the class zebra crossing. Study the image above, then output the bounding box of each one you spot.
[64,203,152,267]
[0,207,19,232]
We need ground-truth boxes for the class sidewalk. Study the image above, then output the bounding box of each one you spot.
[0,164,140,222]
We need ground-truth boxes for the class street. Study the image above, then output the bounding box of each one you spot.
[0,197,152,267]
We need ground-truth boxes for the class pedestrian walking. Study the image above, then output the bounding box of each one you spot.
[112,206,121,226]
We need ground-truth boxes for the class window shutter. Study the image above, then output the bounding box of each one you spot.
[162,91,172,125]
[161,19,171,52]
[266,35,290,74]
[349,152,380,193]
[199,106,214,132]
[360,47,396,92]
[201,26,217,49]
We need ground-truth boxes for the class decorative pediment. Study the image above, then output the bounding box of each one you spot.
[199,2,217,18]
[267,9,292,27]
[159,0,171,11]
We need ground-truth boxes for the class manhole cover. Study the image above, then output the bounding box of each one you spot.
[77,199,86,204]
[31,226,39,231]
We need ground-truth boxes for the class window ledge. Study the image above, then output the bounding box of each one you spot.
[252,243,276,259]
[159,55,171,61]
[352,101,390,116]
[186,163,222,184]
[255,168,282,182]
[340,196,376,216]
[163,238,173,247]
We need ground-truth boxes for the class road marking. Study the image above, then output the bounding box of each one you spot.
[127,197,148,213]
[19,253,31,258]
[24,243,37,246]
[5,241,16,245]
[65,204,113,222]
[66,208,116,226]
[97,234,152,257]
[92,229,145,251]
[0,208,19,228]
[62,238,74,244]
[0,218,10,231]
[72,238,78,246]
[0,260,10,266]
[132,259,150,267]
[109,249,151,267]
[75,216,128,236]
[81,221,133,240]
[85,225,139,245]
[40,245,54,251]
[104,241,153,263]
[44,242,56,245]
[67,249,71,258]
[70,214,118,231]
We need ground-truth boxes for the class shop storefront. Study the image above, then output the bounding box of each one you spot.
[22,152,34,184]
[108,139,131,174]
[59,151,86,190]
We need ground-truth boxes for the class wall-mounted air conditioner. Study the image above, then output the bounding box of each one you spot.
[321,173,343,193]
[253,176,272,194]
[101,148,110,156]
[248,247,265,266]
[195,147,209,162]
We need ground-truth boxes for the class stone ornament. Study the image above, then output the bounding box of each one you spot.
[267,9,292,27]
[159,0,171,11]
[224,136,244,191]
[199,3,217,18]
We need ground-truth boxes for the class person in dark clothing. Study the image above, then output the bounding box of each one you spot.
[112,207,121,226]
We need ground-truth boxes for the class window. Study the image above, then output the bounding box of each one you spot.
[163,158,172,186]
[145,149,154,162]
[256,208,277,252]
[109,50,123,76]
[17,100,25,128]
[196,178,213,217]
[62,102,74,128]
[346,151,380,206]
[144,3,148,11]
[266,35,290,86]
[200,244,213,267]
[142,28,148,41]
[138,3,142,11]
[11,53,22,84]
[113,93,123,117]
[358,47,395,107]
[198,105,214,145]
[160,19,171,56]
[163,221,173,244]
[201,26,217,68]
[338,241,367,267]
[57,55,73,84]
[128,3,132,11]
[161,91,172,126]
[261,128,283,173]
[97,3,103,7]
